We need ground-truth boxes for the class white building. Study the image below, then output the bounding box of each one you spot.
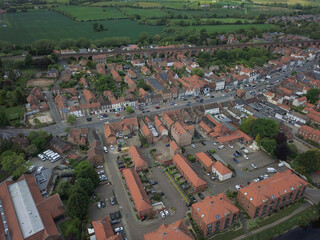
[212,161,232,181]
[216,80,225,91]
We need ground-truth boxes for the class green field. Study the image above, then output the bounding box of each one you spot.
[253,0,320,5]
[0,11,164,44]
[0,105,26,121]
[185,23,279,33]
[121,7,168,18]
[56,6,127,21]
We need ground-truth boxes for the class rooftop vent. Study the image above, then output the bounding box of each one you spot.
[211,201,214,204]
[201,214,205,218]
[244,192,248,195]
[250,198,253,201]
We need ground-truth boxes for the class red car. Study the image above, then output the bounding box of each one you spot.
[116,114,120,116]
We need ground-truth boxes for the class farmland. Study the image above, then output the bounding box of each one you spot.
[0,11,163,44]
[55,6,127,21]
[185,24,279,33]
[120,7,168,18]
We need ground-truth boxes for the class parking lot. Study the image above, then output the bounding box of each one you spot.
[184,138,289,194]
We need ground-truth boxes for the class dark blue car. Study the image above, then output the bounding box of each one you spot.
[233,158,239,163]
[234,153,239,158]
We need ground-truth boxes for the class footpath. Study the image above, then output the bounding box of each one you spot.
[234,201,312,240]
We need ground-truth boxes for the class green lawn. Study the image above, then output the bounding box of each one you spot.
[167,17,254,24]
[185,23,279,33]
[0,105,26,121]
[209,227,244,240]
[247,200,304,231]
[56,6,127,21]
[246,206,319,240]
[121,7,168,18]
[0,11,164,44]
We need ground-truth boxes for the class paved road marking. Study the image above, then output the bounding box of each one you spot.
[147,167,154,177]
[160,165,190,205]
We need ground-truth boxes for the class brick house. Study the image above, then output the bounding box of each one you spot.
[173,154,207,192]
[122,168,153,218]
[141,125,153,144]
[129,146,148,171]
[237,170,307,218]
[144,220,194,240]
[171,122,192,146]
[298,125,320,143]
[195,152,214,172]
[212,161,233,181]
[50,137,71,154]
[191,193,239,236]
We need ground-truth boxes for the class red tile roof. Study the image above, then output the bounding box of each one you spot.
[173,154,207,189]
[212,161,232,175]
[195,152,213,169]
[122,168,152,215]
[192,193,239,224]
[144,219,194,240]
[307,112,320,123]
[238,170,307,207]
[129,146,148,171]
[92,216,121,240]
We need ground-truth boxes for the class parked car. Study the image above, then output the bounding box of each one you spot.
[160,211,166,219]
[27,165,36,174]
[151,181,158,185]
[103,146,108,153]
[190,195,197,203]
[243,154,249,160]
[98,170,105,175]
[278,162,284,167]
[201,141,206,146]
[114,227,123,233]
[111,219,121,225]
[251,163,258,169]
[233,158,239,163]
[110,197,115,205]
[86,117,92,122]
[115,211,120,219]
[228,144,234,149]
[191,144,196,149]
[164,209,169,216]
[218,145,224,149]
[97,202,101,208]
[233,153,239,158]
[235,185,242,191]
[198,193,204,200]
[101,200,106,208]
[37,166,45,172]
[110,145,114,151]
[110,213,115,220]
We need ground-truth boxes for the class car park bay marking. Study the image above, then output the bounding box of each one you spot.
[160,165,190,205]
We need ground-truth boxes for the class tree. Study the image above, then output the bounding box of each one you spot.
[0,110,9,127]
[58,181,73,200]
[67,114,77,124]
[261,139,276,155]
[25,144,38,157]
[191,68,204,77]
[75,178,94,196]
[288,143,298,159]
[274,132,290,161]
[67,187,90,219]
[28,130,51,151]
[0,150,28,178]
[139,135,147,146]
[294,149,320,174]
[251,118,279,138]
[32,39,56,55]
[126,106,134,114]
[75,161,100,187]
[306,88,320,104]
[24,53,33,67]
[255,133,261,145]
[239,117,255,135]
